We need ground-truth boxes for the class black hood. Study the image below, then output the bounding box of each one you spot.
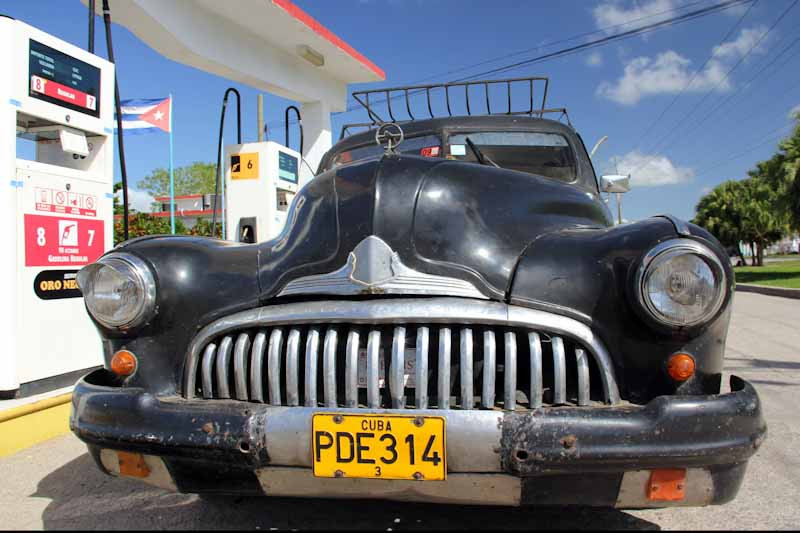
[258,153,611,301]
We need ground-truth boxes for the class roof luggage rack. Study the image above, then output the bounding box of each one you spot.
[340,76,571,139]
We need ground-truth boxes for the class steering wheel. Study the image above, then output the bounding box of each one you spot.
[375,122,404,153]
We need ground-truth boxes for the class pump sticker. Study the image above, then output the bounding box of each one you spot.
[24,214,104,267]
[35,187,97,217]
[230,152,259,180]
[33,269,82,300]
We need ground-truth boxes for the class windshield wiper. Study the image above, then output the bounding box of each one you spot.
[464,137,500,168]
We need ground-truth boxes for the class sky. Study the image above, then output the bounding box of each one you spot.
[6,0,800,222]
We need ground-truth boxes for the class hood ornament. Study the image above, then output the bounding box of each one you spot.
[277,235,486,299]
[375,122,404,153]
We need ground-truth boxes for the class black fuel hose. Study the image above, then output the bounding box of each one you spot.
[211,88,241,238]
[101,0,130,241]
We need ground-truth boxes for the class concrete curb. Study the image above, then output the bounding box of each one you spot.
[0,392,72,457]
[735,283,800,299]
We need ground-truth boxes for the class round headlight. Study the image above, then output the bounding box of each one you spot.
[636,239,726,327]
[77,253,156,329]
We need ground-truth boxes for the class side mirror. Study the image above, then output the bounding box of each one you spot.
[600,174,631,193]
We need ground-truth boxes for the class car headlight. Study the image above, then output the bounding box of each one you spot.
[635,239,726,327]
[76,253,156,329]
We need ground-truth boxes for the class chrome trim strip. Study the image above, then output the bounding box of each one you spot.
[234,333,251,401]
[201,343,216,400]
[528,332,543,408]
[552,336,567,405]
[438,327,451,409]
[460,327,473,410]
[250,331,267,403]
[416,327,429,409]
[345,330,359,408]
[576,348,590,406]
[323,329,338,408]
[482,330,496,409]
[390,327,406,408]
[215,336,233,399]
[305,328,320,407]
[183,297,621,404]
[277,235,488,300]
[267,329,283,405]
[504,331,517,410]
[286,328,301,406]
[367,330,381,408]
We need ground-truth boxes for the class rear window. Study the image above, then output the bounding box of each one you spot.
[327,134,441,170]
[447,131,576,183]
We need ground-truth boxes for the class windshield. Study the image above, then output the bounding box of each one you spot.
[326,134,441,170]
[447,131,576,183]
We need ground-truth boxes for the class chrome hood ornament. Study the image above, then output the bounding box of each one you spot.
[277,236,487,299]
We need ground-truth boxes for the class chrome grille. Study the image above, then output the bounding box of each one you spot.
[183,299,621,409]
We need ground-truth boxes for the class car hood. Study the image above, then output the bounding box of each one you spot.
[258,153,611,301]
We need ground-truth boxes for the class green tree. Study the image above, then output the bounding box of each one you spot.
[137,161,217,197]
[188,218,221,237]
[777,113,800,231]
[114,213,188,244]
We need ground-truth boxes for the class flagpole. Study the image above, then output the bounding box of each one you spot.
[169,94,175,234]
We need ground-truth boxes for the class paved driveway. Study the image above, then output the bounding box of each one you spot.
[1,292,797,530]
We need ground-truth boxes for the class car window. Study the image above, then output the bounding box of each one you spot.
[447,131,576,183]
[327,134,442,170]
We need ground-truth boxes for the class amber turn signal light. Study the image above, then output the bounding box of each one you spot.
[647,468,686,501]
[667,353,695,381]
[110,350,137,377]
[117,451,150,478]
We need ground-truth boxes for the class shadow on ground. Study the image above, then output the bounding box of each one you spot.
[34,453,660,530]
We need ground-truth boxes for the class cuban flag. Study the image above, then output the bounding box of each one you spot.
[117,97,171,135]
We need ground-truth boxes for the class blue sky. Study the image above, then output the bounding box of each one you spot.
[7,0,800,222]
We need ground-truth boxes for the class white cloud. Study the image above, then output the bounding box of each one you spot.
[116,187,155,213]
[593,0,677,33]
[597,27,767,105]
[612,150,694,186]
[586,51,604,67]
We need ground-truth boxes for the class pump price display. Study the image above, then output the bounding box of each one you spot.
[28,39,101,118]
[24,214,104,267]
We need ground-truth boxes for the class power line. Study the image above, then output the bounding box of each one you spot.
[632,0,799,174]
[268,0,750,130]
[631,0,758,149]
[692,123,794,178]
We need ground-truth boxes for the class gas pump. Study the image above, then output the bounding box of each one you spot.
[1,18,115,397]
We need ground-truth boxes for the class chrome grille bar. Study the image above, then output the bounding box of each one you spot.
[390,327,406,408]
[286,328,301,406]
[438,327,451,409]
[460,327,473,410]
[552,336,567,405]
[215,335,233,399]
[345,330,359,408]
[305,328,320,407]
[323,329,338,408]
[234,333,250,401]
[504,331,517,410]
[528,332,543,408]
[267,329,283,405]
[575,348,590,406]
[201,343,216,400]
[367,329,381,408]
[250,331,267,403]
[481,330,495,409]
[415,327,429,409]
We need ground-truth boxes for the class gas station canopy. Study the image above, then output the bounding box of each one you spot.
[83,0,385,109]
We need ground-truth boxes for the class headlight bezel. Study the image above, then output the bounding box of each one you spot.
[77,252,157,330]
[634,238,727,329]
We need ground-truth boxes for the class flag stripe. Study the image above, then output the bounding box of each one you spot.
[116,96,170,135]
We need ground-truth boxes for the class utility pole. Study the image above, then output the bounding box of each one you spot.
[614,156,622,225]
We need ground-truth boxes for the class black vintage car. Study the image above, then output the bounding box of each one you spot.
[71,78,765,508]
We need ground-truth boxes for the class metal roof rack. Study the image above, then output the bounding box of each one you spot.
[340,76,571,139]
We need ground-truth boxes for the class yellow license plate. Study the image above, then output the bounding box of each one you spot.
[312,413,446,481]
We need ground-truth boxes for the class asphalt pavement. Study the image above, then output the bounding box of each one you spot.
[1,291,797,530]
